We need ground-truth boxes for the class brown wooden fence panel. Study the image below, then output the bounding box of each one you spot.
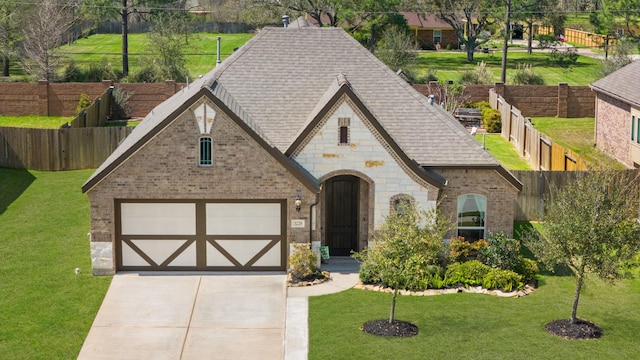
[0,126,133,170]
[511,170,634,221]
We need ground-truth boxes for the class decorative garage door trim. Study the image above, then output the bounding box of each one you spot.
[115,199,286,271]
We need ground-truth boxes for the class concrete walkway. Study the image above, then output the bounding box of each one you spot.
[285,257,360,360]
[79,258,360,360]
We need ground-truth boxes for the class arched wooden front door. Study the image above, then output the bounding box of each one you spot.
[325,175,359,256]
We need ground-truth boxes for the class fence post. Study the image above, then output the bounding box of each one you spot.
[557,83,569,118]
[38,80,49,116]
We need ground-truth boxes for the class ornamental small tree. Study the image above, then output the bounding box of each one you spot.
[525,169,640,335]
[354,205,451,325]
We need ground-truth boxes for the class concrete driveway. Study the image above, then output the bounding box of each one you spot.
[78,273,287,360]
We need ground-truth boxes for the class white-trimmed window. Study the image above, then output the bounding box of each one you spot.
[199,137,212,167]
[457,194,486,241]
[433,30,442,44]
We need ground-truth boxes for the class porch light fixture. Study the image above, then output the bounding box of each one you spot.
[295,194,302,212]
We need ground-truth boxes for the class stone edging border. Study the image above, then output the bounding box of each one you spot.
[354,282,537,298]
[287,271,331,287]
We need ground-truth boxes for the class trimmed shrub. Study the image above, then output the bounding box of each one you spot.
[482,108,502,133]
[482,268,523,291]
[289,243,320,282]
[510,64,545,85]
[445,260,490,287]
[514,257,538,285]
[481,231,521,270]
[76,93,92,115]
[548,47,578,68]
[449,237,488,263]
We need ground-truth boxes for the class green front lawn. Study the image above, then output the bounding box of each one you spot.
[416,51,602,86]
[58,33,254,78]
[0,168,111,359]
[0,116,73,129]
[475,133,532,170]
[309,275,640,359]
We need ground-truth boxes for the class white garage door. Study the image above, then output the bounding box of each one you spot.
[116,200,286,271]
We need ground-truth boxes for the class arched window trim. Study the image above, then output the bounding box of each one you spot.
[199,136,213,167]
[456,194,487,241]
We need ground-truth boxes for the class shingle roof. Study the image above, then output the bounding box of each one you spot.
[590,60,640,107]
[212,26,497,166]
[83,26,513,192]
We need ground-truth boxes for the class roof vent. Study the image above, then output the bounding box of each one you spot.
[282,15,290,28]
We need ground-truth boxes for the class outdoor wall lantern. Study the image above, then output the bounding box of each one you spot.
[295,194,302,212]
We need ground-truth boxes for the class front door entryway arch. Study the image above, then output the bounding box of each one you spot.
[325,175,359,256]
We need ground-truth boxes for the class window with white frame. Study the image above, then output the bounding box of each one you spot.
[433,30,442,45]
[457,194,486,241]
[338,117,350,145]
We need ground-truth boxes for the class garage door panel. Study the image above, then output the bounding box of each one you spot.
[206,203,281,235]
[206,242,237,267]
[117,201,285,271]
[252,241,282,267]
[122,241,152,267]
[121,203,196,235]
[167,243,197,267]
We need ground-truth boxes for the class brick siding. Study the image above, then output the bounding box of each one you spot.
[594,93,632,167]
[434,168,519,238]
[86,96,316,274]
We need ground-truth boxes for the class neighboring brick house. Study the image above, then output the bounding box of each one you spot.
[82,26,521,275]
[403,12,458,50]
[590,60,640,168]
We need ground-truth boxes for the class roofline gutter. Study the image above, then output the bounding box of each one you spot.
[589,85,640,109]
[425,164,523,191]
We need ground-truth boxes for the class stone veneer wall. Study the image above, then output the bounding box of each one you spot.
[434,168,519,237]
[293,97,440,238]
[86,96,316,275]
[594,93,632,167]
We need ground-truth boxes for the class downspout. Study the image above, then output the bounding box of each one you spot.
[309,187,321,244]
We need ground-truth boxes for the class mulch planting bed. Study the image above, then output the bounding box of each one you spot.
[545,319,603,340]
[361,320,419,337]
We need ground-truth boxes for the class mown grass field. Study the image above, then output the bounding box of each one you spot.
[59,33,254,78]
[475,133,532,170]
[0,168,111,359]
[0,116,73,129]
[416,50,602,86]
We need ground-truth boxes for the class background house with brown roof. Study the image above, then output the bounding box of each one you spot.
[82,27,520,275]
[403,12,458,50]
[590,60,640,168]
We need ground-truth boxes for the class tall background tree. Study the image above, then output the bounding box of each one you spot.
[525,169,640,334]
[22,0,76,81]
[81,0,184,77]
[408,0,495,62]
[0,0,30,76]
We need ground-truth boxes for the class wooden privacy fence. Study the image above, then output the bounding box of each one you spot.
[536,26,617,49]
[66,87,113,128]
[0,126,133,171]
[490,89,587,171]
[512,170,638,221]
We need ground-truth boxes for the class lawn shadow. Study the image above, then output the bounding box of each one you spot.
[0,167,35,215]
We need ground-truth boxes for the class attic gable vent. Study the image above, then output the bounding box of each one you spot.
[338,117,350,145]
[194,103,216,134]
